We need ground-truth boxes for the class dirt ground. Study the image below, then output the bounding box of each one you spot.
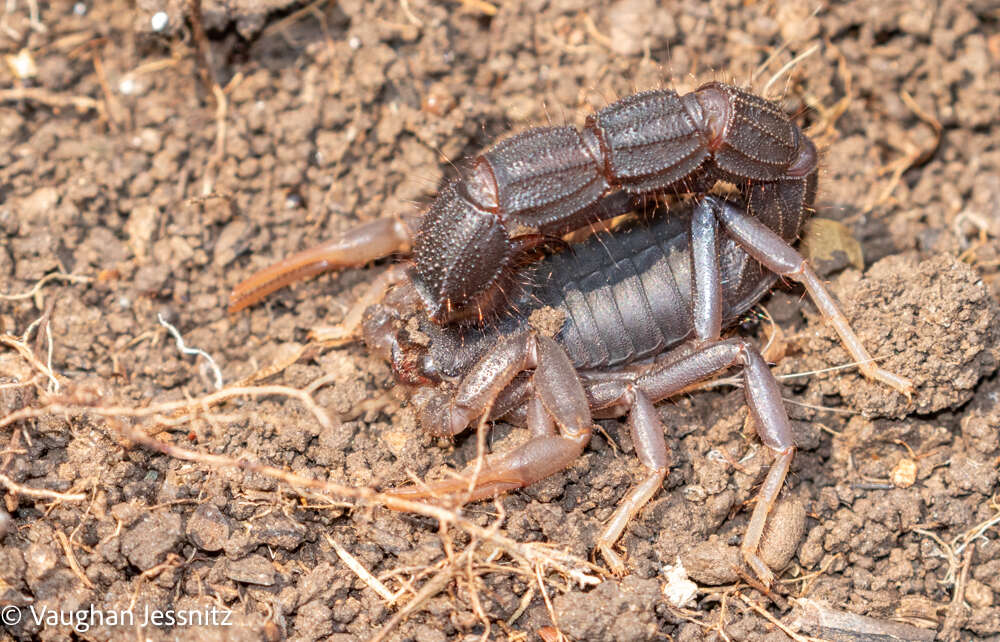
[1,0,999,640]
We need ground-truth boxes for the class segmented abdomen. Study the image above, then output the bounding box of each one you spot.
[530,205,776,369]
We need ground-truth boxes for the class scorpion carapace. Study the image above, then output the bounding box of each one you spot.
[358,195,912,583]
[229,82,818,325]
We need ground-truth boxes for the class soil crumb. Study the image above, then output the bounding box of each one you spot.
[788,253,1000,418]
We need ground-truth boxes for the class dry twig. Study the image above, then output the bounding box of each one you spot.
[369,548,473,642]
[0,272,93,305]
[0,384,335,434]
[55,530,96,589]
[0,86,104,117]
[326,533,396,604]
[866,90,942,213]
[739,593,819,642]
[0,471,87,502]
[940,542,974,641]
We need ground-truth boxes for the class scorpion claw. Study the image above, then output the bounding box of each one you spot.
[387,466,525,504]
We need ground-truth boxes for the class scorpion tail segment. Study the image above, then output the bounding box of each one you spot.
[476,125,612,233]
[697,82,811,183]
[747,175,817,242]
[712,197,915,399]
[227,216,414,314]
[410,181,514,324]
[745,142,819,241]
[586,89,711,193]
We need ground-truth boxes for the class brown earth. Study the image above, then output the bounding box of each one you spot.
[1,0,1000,640]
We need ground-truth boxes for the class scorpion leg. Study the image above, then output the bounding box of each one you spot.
[389,332,594,503]
[594,384,670,576]
[588,338,792,584]
[228,216,416,315]
[710,197,915,397]
[690,197,723,342]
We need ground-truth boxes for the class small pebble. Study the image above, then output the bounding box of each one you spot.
[680,496,807,585]
[150,11,168,32]
[0,509,12,538]
[225,555,276,586]
[966,579,994,609]
[186,504,230,552]
[120,512,182,570]
[758,496,807,571]
[119,76,136,95]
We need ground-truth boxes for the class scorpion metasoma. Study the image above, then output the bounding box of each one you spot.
[229,83,913,583]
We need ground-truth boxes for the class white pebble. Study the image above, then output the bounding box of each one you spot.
[150,11,169,32]
[118,76,136,95]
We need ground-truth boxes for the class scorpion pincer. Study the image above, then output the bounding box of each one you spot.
[228,84,914,583]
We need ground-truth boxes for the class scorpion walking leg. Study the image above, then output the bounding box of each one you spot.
[589,338,794,584]
[594,384,670,575]
[228,216,415,314]
[588,198,726,573]
[711,197,915,397]
[389,331,594,502]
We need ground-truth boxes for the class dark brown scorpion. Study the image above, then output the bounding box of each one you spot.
[229,83,913,583]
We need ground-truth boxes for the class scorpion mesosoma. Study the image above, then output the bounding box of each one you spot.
[228,85,914,583]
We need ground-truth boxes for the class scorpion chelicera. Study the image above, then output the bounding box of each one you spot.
[229,83,913,583]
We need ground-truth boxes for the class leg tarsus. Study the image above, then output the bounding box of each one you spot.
[796,264,914,399]
[740,446,793,586]
[598,472,665,575]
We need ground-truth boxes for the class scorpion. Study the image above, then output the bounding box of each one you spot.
[228,83,913,583]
